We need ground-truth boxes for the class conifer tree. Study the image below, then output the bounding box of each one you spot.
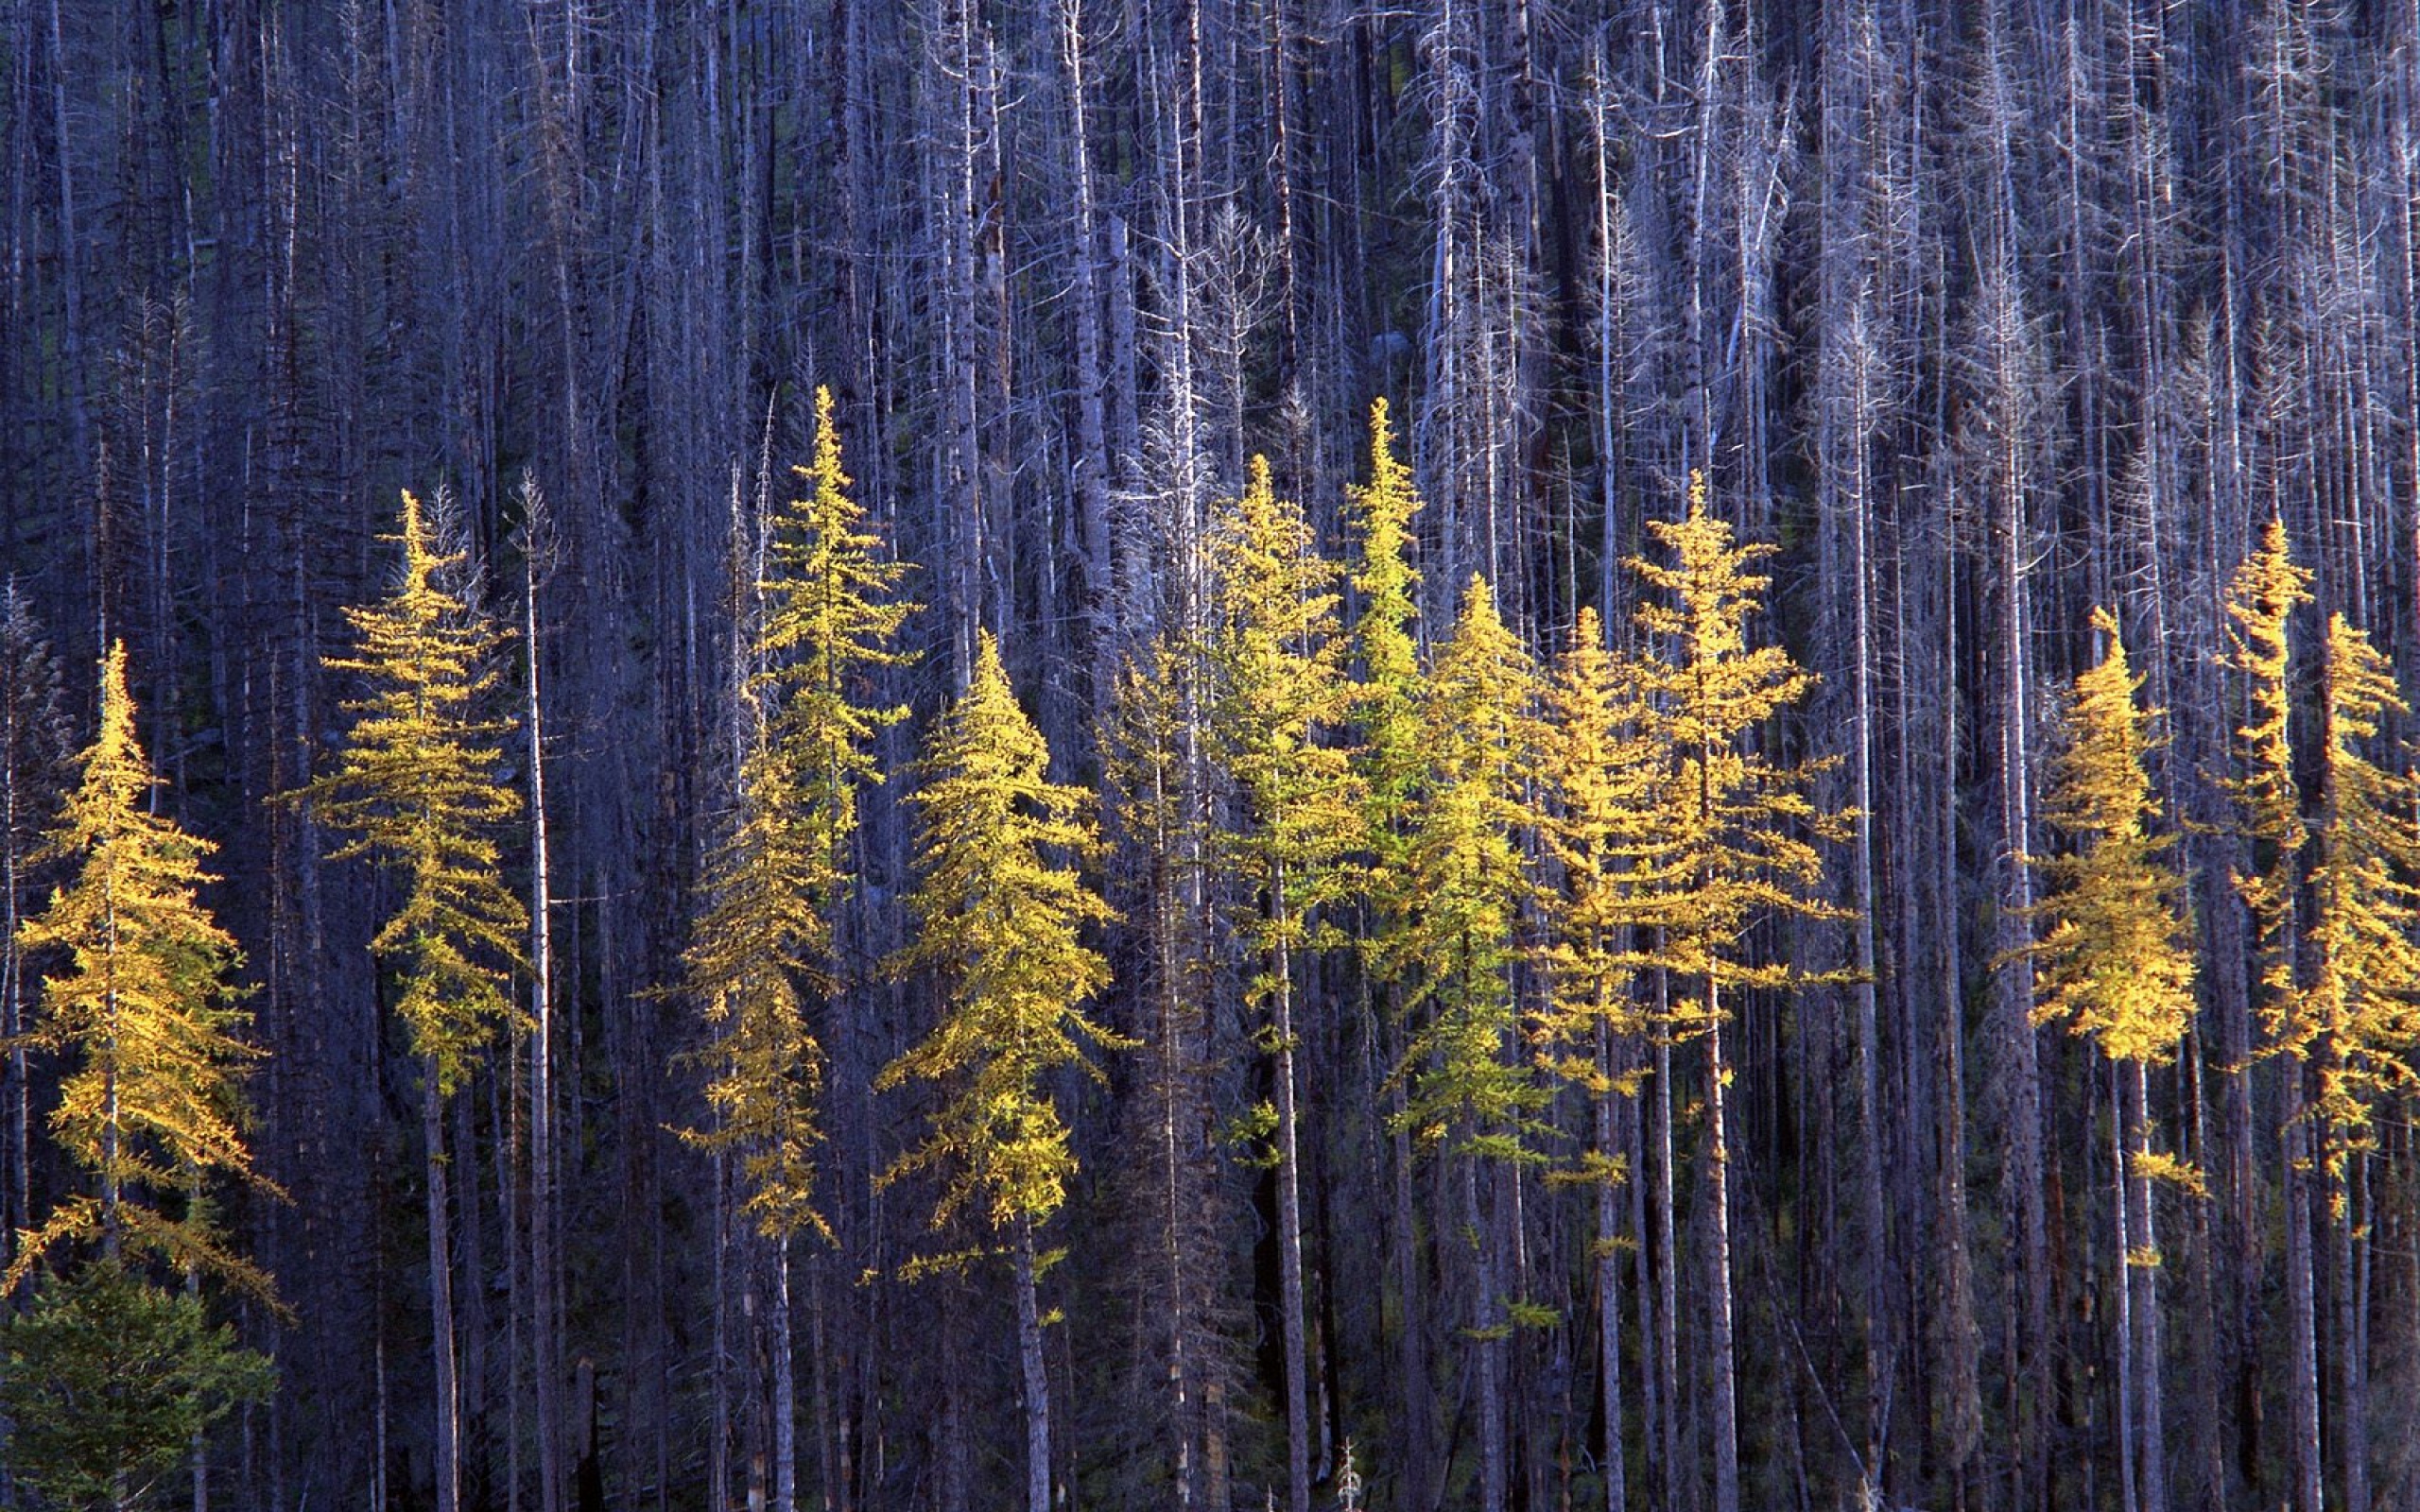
[679,387,912,1512]
[1348,398,1426,904]
[4,643,275,1512]
[2030,607,2195,1512]
[2218,518,2321,1512]
[1535,607,1667,1512]
[1206,454,1359,1512]
[9,644,268,1289]
[2301,612,2420,1512]
[305,489,525,1512]
[1627,477,1847,1512]
[880,631,1124,1512]
[1342,397,1443,1506]
[2298,612,2420,1191]
[757,386,916,934]
[0,1258,273,1512]
[1389,574,1543,1512]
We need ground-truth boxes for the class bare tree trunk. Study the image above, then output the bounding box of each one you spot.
[2124,1058,2166,1512]
[523,490,565,1512]
[1595,1012,1627,1512]
[1705,993,1740,1512]
[773,1240,797,1512]
[1016,1218,1052,1512]
[1272,871,1311,1512]
[2335,1150,2371,1512]
[1059,0,1115,720]
[2284,1074,2323,1512]
[427,1076,462,1512]
[1653,976,1684,1512]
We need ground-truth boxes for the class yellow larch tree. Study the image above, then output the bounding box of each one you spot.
[304,487,524,1512]
[680,387,913,1512]
[1389,573,1543,1512]
[1627,475,1847,1512]
[4,642,275,1512]
[880,631,1124,1512]
[11,643,269,1289]
[1206,454,1361,1512]
[2216,518,2323,1512]
[2030,606,2193,1512]
[1534,606,1668,1512]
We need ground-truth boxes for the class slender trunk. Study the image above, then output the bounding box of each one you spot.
[1272,875,1311,1512]
[527,533,563,1512]
[2284,1073,2323,1512]
[1059,0,1115,723]
[1997,433,2049,1512]
[1467,1138,1507,1512]
[711,1154,732,1512]
[1653,981,1682,1512]
[1595,1012,1626,1512]
[2125,1059,2166,1512]
[427,1075,462,1512]
[2335,1151,2370,1512]
[1015,1218,1051,1512]
[1847,365,1889,1488]
[2112,1063,2137,1512]
[1704,988,1739,1512]
[773,1239,797,1512]
[189,1259,207,1512]
[1388,1059,1432,1512]
[4,798,25,1274]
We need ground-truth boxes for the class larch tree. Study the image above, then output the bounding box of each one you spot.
[1343,397,1441,1509]
[1205,454,1360,1512]
[2218,517,2320,1512]
[679,387,911,1512]
[2298,612,2420,1512]
[879,631,1124,1512]
[303,489,526,1512]
[1535,606,1667,1512]
[2029,607,2195,1512]
[3,642,275,1511]
[1627,476,1848,1512]
[1388,573,1543,1512]
[9,643,269,1287]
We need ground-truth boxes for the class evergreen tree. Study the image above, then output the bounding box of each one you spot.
[879,631,1124,1512]
[2030,607,2195,1512]
[0,1258,273,1512]
[755,385,916,951]
[1388,574,1543,1512]
[303,489,524,1512]
[1627,477,1848,1512]
[9,644,268,1290]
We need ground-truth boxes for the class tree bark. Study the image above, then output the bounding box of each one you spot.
[426,1075,462,1512]
[1705,996,1740,1512]
[1272,872,1312,1512]
[1016,1218,1052,1512]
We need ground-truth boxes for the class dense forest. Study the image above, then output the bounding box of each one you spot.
[6,1,2420,1510]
